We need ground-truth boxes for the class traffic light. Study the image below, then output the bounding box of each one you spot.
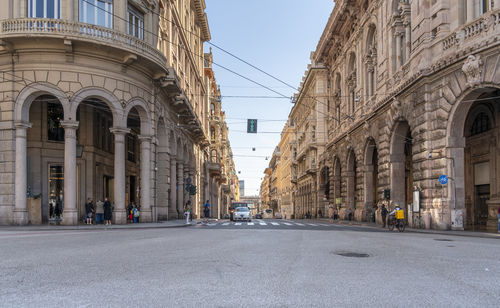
[247,119,258,133]
[189,185,197,195]
[383,189,390,200]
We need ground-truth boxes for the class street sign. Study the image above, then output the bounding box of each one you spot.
[247,119,258,133]
[439,175,448,185]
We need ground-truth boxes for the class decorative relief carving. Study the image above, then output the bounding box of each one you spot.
[462,54,483,88]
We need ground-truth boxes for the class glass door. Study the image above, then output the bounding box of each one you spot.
[48,165,64,223]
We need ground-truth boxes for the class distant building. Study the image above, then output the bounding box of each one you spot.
[239,181,245,198]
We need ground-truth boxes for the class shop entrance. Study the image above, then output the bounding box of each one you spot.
[48,165,64,223]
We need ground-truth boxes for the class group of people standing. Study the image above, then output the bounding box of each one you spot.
[127,203,141,223]
[84,198,112,225]
[183,200,211,224]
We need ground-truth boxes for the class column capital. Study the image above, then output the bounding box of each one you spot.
[14,121,32,130]
[60,120,79,130]
[110,127,131,135]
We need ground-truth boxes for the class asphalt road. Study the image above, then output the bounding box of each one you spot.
[1,220,499,307]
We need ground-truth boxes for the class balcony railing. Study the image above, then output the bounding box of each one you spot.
[443,9,500,51]
[0,18,167,70]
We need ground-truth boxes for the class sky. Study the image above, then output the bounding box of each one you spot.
[204,1,334,196]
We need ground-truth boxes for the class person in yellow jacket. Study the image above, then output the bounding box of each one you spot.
[389,204,404,221]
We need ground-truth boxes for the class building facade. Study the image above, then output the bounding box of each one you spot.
[277,120,294,218]
[312,0,500,230]
[0,0,237,225]
[289,64,328,219]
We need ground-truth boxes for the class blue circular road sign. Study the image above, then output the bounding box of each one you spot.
[439,175,448,185]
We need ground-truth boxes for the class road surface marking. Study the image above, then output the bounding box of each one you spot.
[235,222,242,226]
[259,222,267,225]
[222,222,230,226]
[271,222,279,226]
[318,224,329,226]
[283,223,293,226]
[294,223,305,226]
[307,223,318,226]
[247,222,254,226]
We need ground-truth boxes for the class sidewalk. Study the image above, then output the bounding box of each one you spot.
[0,220,192,232]
[314,218,500,239]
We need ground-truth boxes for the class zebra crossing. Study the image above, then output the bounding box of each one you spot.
[200,220,333,228]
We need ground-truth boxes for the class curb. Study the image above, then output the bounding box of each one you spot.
[315,219,500,239]
[0,222,193,232]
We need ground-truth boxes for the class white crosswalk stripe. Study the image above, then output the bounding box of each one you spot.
[222,222,230,226]
[283,223,293,226]
[260,222,267,226]
[235,222,242,226]
[307,223,318,226]
[248,222,254,226]
[294,223,305,226]
[318,224,329,226]
[271,222,279,226]
[201,221,335,228]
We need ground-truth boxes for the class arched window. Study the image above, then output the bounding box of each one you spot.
[470,112,491,136]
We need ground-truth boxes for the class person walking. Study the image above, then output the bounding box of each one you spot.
[103,197,112,225]
[133,205,140,223]
[184,200,192,224]
[85,198,94,225]
[203,200,210,223]
[381,203,388,228]
[95,200,104,224]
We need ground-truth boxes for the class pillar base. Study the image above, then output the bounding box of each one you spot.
[13,209,28,225]
[354,208,367,222]
[168,210,178,221]
[339,208,354,220]
[113,209,127,224]
[62,209,79,225]
[140,210,152,223]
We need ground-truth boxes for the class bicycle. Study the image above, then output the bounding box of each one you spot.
[388,215,405,232]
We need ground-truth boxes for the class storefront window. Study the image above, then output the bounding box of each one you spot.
[28,0,61,18]
[79,0,113,28]
[47,102,64,142]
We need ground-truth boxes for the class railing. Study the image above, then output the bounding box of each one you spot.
[443,9,500,51]
[0,18,167,69]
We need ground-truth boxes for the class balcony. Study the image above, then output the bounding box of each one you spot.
[0,18,168,72]
[206,161,221,177]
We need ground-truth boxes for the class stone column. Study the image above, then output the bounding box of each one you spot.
[390,157,406,208]
[404,22,411,62]
[139,135,152,222]
[61,121,79,225]
[495,0,500,11]
[466,1,475,22]
[169,157,177,219]
[14,122,31,225]
[110,127,130,224]
[395,32,402,68]
[177,163,184,218]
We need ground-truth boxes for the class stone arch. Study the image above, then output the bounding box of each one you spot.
[362,137,379,219]
[332,155,342,203]
[69,87,123,126]
[389,119,412,215]
[446,86,500,230]
[346,148,357,218]
[168,130,176,155]
[124,97,152,136]
[15,82,70,123]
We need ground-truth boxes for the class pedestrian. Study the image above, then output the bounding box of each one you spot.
[133,205,140,223]
[381,203,388,228]
[318,209,322,218]
[204,200,210,223]
[128,203,134,223]
[103,197,112,225]
[184,200,191,224]
[55,199,62,219]
[85,198,94,225]
[49,201,54,219]
[96,200,104,224]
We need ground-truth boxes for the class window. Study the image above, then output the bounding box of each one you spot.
[127,134,137,162]
[47,102,64,142]
[470,113,491,136]
[128,5,144,39]
[28,0,61,18]
[79,0,113,28]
